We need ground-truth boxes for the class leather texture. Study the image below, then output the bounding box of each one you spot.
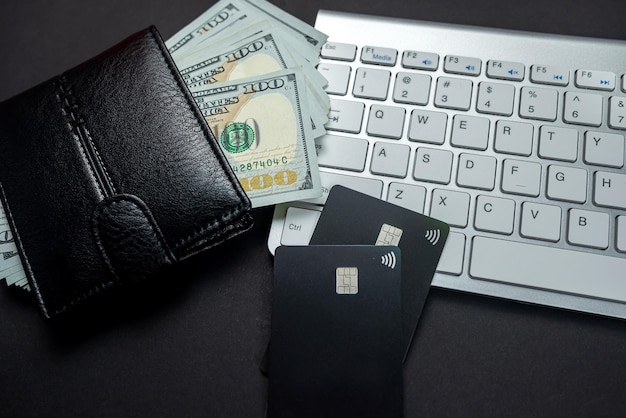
[0,26,253,319]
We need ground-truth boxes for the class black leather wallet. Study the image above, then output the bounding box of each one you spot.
[0,26,253,319]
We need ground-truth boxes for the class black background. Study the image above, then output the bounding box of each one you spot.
[1,1,625,416]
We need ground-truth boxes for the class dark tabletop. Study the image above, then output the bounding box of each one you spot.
[1,0,625,416]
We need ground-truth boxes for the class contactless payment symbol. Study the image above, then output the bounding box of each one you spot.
[336,267,358,295]
[424,229,441,246]
[375,223,403,246]
[380,251,397,269]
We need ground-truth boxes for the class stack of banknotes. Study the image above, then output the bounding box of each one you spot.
[0,0,330,292]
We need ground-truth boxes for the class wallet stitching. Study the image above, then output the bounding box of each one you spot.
[56,77,118,199]
[147,28,250,250]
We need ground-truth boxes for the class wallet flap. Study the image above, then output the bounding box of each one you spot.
[93,194,175,283]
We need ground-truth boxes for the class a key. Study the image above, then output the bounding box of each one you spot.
[450,115,490,150]
[326,99,365,133]
[486,60,525,81]
[476,81,515,116]
[583,131,625,168]
[546,165,588,203]
[434,76,473,110]
[594,171,626,209]
[520,202,562,242]
[315,134,368,172]
[530,65,569,86]
[456,153,497,191]
[281,207,321,245]
[609,96,626,130]
[429,189,471,227]
[563,91,603,127]
[413,147,453,184]
[370,142,410,178]
[470,236,626,303]
[474,195,515,235]
[402,50,439,71]
[519,86,558,121]
[393,72,431,105]
[353,67,391,100]
[318,63,351,95]
[386,182,426,213]
[575,69,615,91]
[307,171,383,205]
[494,120,534,156]
[408,110,448,144]
[321,42,357,61]
[501,159,541,197]
[436,232,466,275]
[568,209,609,249]
[538,125,579,162]
[367,104,406,139]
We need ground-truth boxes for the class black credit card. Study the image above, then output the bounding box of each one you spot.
[311,185,449,360]
[268,245,403,418]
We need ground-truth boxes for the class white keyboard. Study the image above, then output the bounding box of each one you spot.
[267,10,626,319]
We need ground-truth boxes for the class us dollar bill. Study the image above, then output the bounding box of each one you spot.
[192,68,322,207]
[178,25,328,137]
[0,204,28,290]
[166,0,326,62]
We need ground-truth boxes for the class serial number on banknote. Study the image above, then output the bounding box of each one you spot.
[231,155,290,173]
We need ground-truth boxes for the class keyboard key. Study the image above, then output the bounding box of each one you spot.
[307,171,383,205]
[315,134,368,172]
[402,50,439,71]
[443,55,481,76]
[474,195,515,235]
[367,104,406,139]
[326,99,365,133]
[538,125,579,162]
[608,96,626,130]
[434,77,472,110]
[494,120,533,156]
[486,60,524,81]
[519,86,558,121]
[321,41,357,61]
[501,159,541,197]
[318,63,351,95]
[360,46,398,66]
[575,69,615,91]
[413,147,453,184]
[408,110,447,144]
[353,67,391,100]
[281,207,321,245]
[436,232,466,275]
[520,202,562,242]
[530,65,569,86]
[568,209,609,249]
[594,171,626,209]
[387,182,426,213]
[470,236,626,303]
[456,153,497,191]
[623,75,626,93]
[563,91,603,127]
[617,216,626,252]
[476,82,515,116]
[546,165,588,203]
[450,115,490,150]
[430,189,471,227]
[370,142,410,178]
[392,72,431,105]
[583,131,624,168]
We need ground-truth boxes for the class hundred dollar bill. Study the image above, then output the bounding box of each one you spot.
[192,68,321,207]
[166,0,326,62]
[0,204,27,290]
[178,26,328,137]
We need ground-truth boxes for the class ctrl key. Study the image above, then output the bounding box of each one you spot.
[280,207,321,245]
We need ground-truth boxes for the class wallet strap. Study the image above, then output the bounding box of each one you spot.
[93,194,175,283]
